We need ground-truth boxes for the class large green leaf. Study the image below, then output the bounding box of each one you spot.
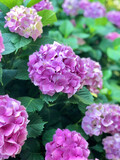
[0,0,23,8]
[59,20,74,38]
[70,87,94,105]
[18,97,44,112]
[38,10,57,26]
[21,139,44,160]
[0,2,9,14]
[107,48,120,62]
[0,64,3,85]
[27,113,46,138]
[26,0,42,7]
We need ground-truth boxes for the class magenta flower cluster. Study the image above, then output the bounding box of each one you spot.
[79,0,90,10]
[0,31,4,61]
[62,0,80,16]
[33,0,53,12]
[103,134,120,160]
[82,103,120,136]
[5,5,43,41]
[106,32,120,41]
[83,2,106,19]
[107,11,120,28]
[0,95,29,159]
[28,42,103,98]
[45,128,90,160]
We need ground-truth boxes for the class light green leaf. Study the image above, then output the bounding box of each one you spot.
[59,20,74,38]
[107,48,120,62]
[38,10,57,26]
[28,113,46,138]
[0,0,23,8]
[26,0,42,7]
[18,97,44,112]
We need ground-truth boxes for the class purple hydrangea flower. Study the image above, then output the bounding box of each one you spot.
[79,0,90,10]
[28,42,103,98]
[5,6,43,41]
[82,103,120,136]
[76,58,103,94]
[62,0,80,16]
[28,42,82,98]
[45,128,90,160]
[33,0,53,12]
[107,11,120,28]
[103,134,120,160]
[0,31,5,61]
[0,95,29,159]
[84,2,106,19]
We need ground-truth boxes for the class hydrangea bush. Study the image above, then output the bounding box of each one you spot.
[0,0,120,159]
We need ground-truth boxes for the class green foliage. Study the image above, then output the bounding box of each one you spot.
[28,113,46,138]
[0,0,23,8]
[38,10,57,26]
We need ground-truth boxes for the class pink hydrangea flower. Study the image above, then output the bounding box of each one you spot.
[33,0,53,12]
[84,2,106,18]
[79,0,90,10]
[107,11,120,28]
[105,32,120,41]
[0,31,5,61]
[103,134,120,160]
[4,5,43,41]
[82,103,120,136]
[45,128,90,160]
[76,58,103,94]
[62,0,80,16]
[28,41,82,98]
[0,95,29,159]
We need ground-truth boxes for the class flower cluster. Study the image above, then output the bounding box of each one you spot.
[5,5,43,41]
[106,32,120,41]
[0,31,4,61]
[0,95,29,159]
[82,103,120,136]
[103,134,120,160]
[83,2,106,19]
[28,42,103,98]
[45,128,90,160]
[28,42,82,98]
[33,0,53,12]
[79,0,90,10]
[76,58,103,94]
[107,11,120,28]
[62,0,80,16]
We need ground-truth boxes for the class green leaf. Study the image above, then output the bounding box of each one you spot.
[107,48,120,62]
[66,124,89,140]
[0,2,9,15]
[27,113,46,138]
[71,87,94,105]
[91,144,104,152]
[0,0,23,8]
[2,69,17,86]
[14,60,29,80]
[59,20,74,38]
[21,139,44,160]
[42,129,56,146]
[18,97,44,113]
[38,10,57,26]
[103,69,112,80]
[95,17,108,26]
[26,0,42,7]
[63,37,78,50]
[41,94,59,104]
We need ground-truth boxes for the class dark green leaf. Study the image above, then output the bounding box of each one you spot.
[18,97,44,112]
[28,113,46,138]
[42,129,56,145]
